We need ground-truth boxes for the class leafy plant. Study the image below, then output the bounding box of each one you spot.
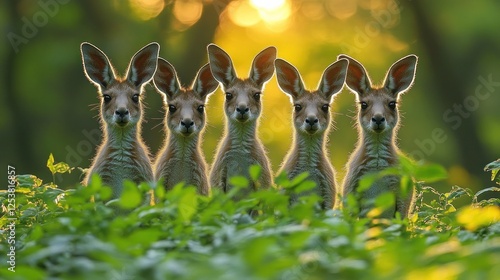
[0,155,499,279]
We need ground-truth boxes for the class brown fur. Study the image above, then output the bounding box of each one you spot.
[340,54,418,218]
[207,44,276,196]
[81,42,158,199]
[153,59,218,195]
[275,58,348,209]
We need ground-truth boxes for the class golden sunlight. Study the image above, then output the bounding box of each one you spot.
[129,0,165,21]
[173,0,203,27]
[227,0,260,27]
[250,0,291,24]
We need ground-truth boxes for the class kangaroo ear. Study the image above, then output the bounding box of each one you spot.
[126,42,160,87]
[384,55,418,96]
[192,63,219,101]
[153,58,180,100]
[318,59,348,101]
[207,44,236,88]
[81,42,115,90]
[274,58,305,101]
[250,46,277,88]
[337,54,371,96]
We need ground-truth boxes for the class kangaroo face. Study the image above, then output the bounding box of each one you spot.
[101,83,142,127]
[274,58,348,136]
[339,54,417,135]
[207,44,277,124]
[166,91,206,136]
[358,89,398,134]
[81,42,160,129]
[153,59,218,137]
[224,79,262,123]
[293,92,331,135]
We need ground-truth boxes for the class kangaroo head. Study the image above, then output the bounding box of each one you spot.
[275,58,348,135]
[81,42,159,128]
[339,54,417,134]
[207,44,276,124]
[154,59,218,137]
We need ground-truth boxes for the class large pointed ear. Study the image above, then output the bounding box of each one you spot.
[126,42,160,87]
[318,58,348,101]
[250,46,277,88]
[337,54,371,96]
[207,44,236,88]
[384,55,418,96]
[192,63,219,101]
[81,42,115,90]
[274,58,305,100]
[153,58,180,100]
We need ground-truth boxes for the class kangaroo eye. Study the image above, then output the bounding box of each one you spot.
[253,92,261,101]
[225,92,233,100]
[388,101,396,109]
[360,102,368,110]
[132,94,139,103]
[197,105,205,113]
[294,104,302,112]
[168,105,177,113]
[321,104,329,112]
[103,94,111,103]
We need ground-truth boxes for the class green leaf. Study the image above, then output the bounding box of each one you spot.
[357,173,378,193]
[414,164,447,182]
[229,176,249,188]
[485,159,500,181]
[249,165,262,182]
[119,181,142,209]
[294,180,316,194]
[17,174,43,188]
[178,188,197,223]
[375,192,395,210]
[290,172,310,185]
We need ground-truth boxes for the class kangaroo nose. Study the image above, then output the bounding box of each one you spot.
[372,115,385,125]
[305,116,319,125]
[115,108,129,118]
[236,105,249,114]
[181,118,194,128]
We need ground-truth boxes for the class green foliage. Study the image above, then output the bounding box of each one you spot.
[1,158,499,279]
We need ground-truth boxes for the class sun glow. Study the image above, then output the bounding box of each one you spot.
[129,0,165,21]
[227,0,291,30]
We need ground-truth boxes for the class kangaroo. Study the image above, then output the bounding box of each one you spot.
[81,42,159,199]
[340,54,418,218]
[207,44,276,195]
[153,59,219,195]
[275,58,348,209]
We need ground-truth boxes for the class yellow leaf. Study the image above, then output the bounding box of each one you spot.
[457,205,500,231]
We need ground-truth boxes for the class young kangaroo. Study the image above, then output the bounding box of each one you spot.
[81,42,159,199]
[207,44,276,195]
[340,54,418,218]
[275,58,348,209]
[153,59,219,195]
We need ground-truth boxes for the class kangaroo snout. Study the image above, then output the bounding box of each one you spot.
[235,103,250,121]
[370,114,386,131]
[180,118,195,134]
[115,108,130,125]
[304,115,319,132]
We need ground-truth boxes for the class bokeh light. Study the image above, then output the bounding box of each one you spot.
[227,0,260,27]
[129,0,164,21]
[173,0,203,27]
